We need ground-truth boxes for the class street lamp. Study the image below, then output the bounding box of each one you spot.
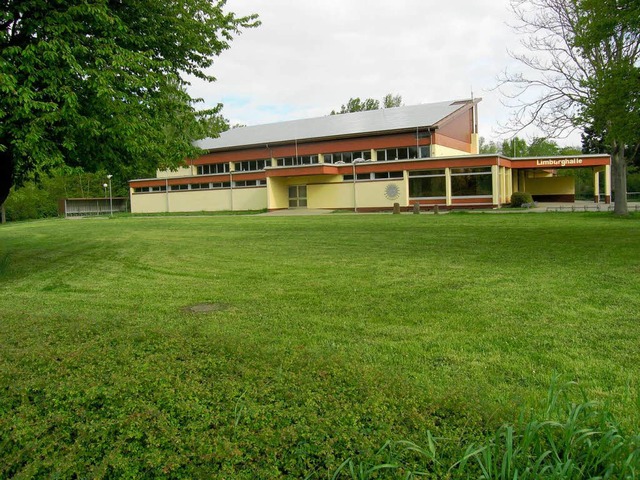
[102,183,108,215]
[352,158,367,213]
[106,175,113,217]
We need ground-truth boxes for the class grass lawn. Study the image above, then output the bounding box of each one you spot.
[0,212,639,478]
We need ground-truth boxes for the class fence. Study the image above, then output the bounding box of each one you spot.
[60,198,129,217]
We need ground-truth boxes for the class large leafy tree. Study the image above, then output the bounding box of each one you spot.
[0,0,258,206]
[502,0,640,214]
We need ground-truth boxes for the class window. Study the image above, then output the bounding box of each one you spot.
[374,171,404,179]
[190,183,210,190]
[197,163,229,175]
[299,155,318,165]
[149,185,167,192]
[133,187,146,193]
[409,169,446,198]
[325,150,371,164]
[450,167,492,197]
[233,179,266,188]
[377,147,423,161]
[170,184,188,191]
[234,159,270,171]
[276,156,319,167]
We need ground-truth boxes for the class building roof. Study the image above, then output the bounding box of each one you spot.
[196,99,477,151]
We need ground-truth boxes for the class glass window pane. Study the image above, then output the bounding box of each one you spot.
[376,150,386,161]
[409,170,445,177]
[409,177,446,197]
[451,174,493,196]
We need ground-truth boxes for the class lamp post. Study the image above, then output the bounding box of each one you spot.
[106,175,113,217]
[352,158,366,213]
[102,183,108,215]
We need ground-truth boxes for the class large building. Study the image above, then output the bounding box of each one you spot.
[129,99,611,213]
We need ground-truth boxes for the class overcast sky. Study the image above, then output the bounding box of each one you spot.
[186,0,582,147]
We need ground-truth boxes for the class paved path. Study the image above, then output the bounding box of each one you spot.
[259,208,336,216]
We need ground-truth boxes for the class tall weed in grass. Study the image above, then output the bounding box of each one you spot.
[454,377,640,479]
[331,377,640,479]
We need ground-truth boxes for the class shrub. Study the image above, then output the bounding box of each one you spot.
[510,191,534,208]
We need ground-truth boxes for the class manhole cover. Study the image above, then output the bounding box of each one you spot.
[183,303,231,314]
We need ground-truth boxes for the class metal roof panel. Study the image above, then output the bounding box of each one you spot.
[195,99,474,151]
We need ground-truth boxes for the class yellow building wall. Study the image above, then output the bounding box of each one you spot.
[268,175,343,209]
[307,180,407,209]
[431,144,471,157]
[267,178,289,210]
[523,177,575,195]
[131,192,168,213]
[471,133,480,155]
[354,180,407,208]
[232,187,267,211]
[131,188,267,213]
[308,182,354,208]
[168,189,232,212]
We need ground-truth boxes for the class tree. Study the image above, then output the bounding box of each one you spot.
[0,1,259,206]
[501,0,640,214]
[479,137,501,154]
[382,93,403,109]
[527,138,560,157]
[501,137,529,157]
[330,94,403,115]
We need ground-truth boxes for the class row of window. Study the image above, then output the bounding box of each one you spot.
[235,159,271,171]
[276,156,318,167]
[377,146,430,161]
[134,180,265,193]
[138,167,491,196]
[197,163,229,175]
[409,167,492,198]
[343,171,404,181]
[194,145,432,174]
[324,151,372,164]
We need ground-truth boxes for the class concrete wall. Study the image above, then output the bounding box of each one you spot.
[233,187,267,211]
[431,144,471,157]
[521,176,574,195]
[130,187,267,213]
[308,182,354,209]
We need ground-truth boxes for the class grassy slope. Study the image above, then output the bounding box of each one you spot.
[0,213,638,478]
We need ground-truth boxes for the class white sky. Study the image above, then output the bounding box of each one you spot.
[186,0,583,147]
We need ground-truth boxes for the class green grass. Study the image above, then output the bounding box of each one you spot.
[0,213,639,478]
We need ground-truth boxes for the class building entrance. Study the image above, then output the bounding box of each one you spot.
[288,185,307,208]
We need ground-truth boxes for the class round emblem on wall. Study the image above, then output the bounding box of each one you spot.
[384,184,400,200]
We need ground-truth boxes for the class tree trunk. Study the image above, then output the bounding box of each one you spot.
[0,149,14,207]
[1,204,5,224]
[611,141,628,215]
